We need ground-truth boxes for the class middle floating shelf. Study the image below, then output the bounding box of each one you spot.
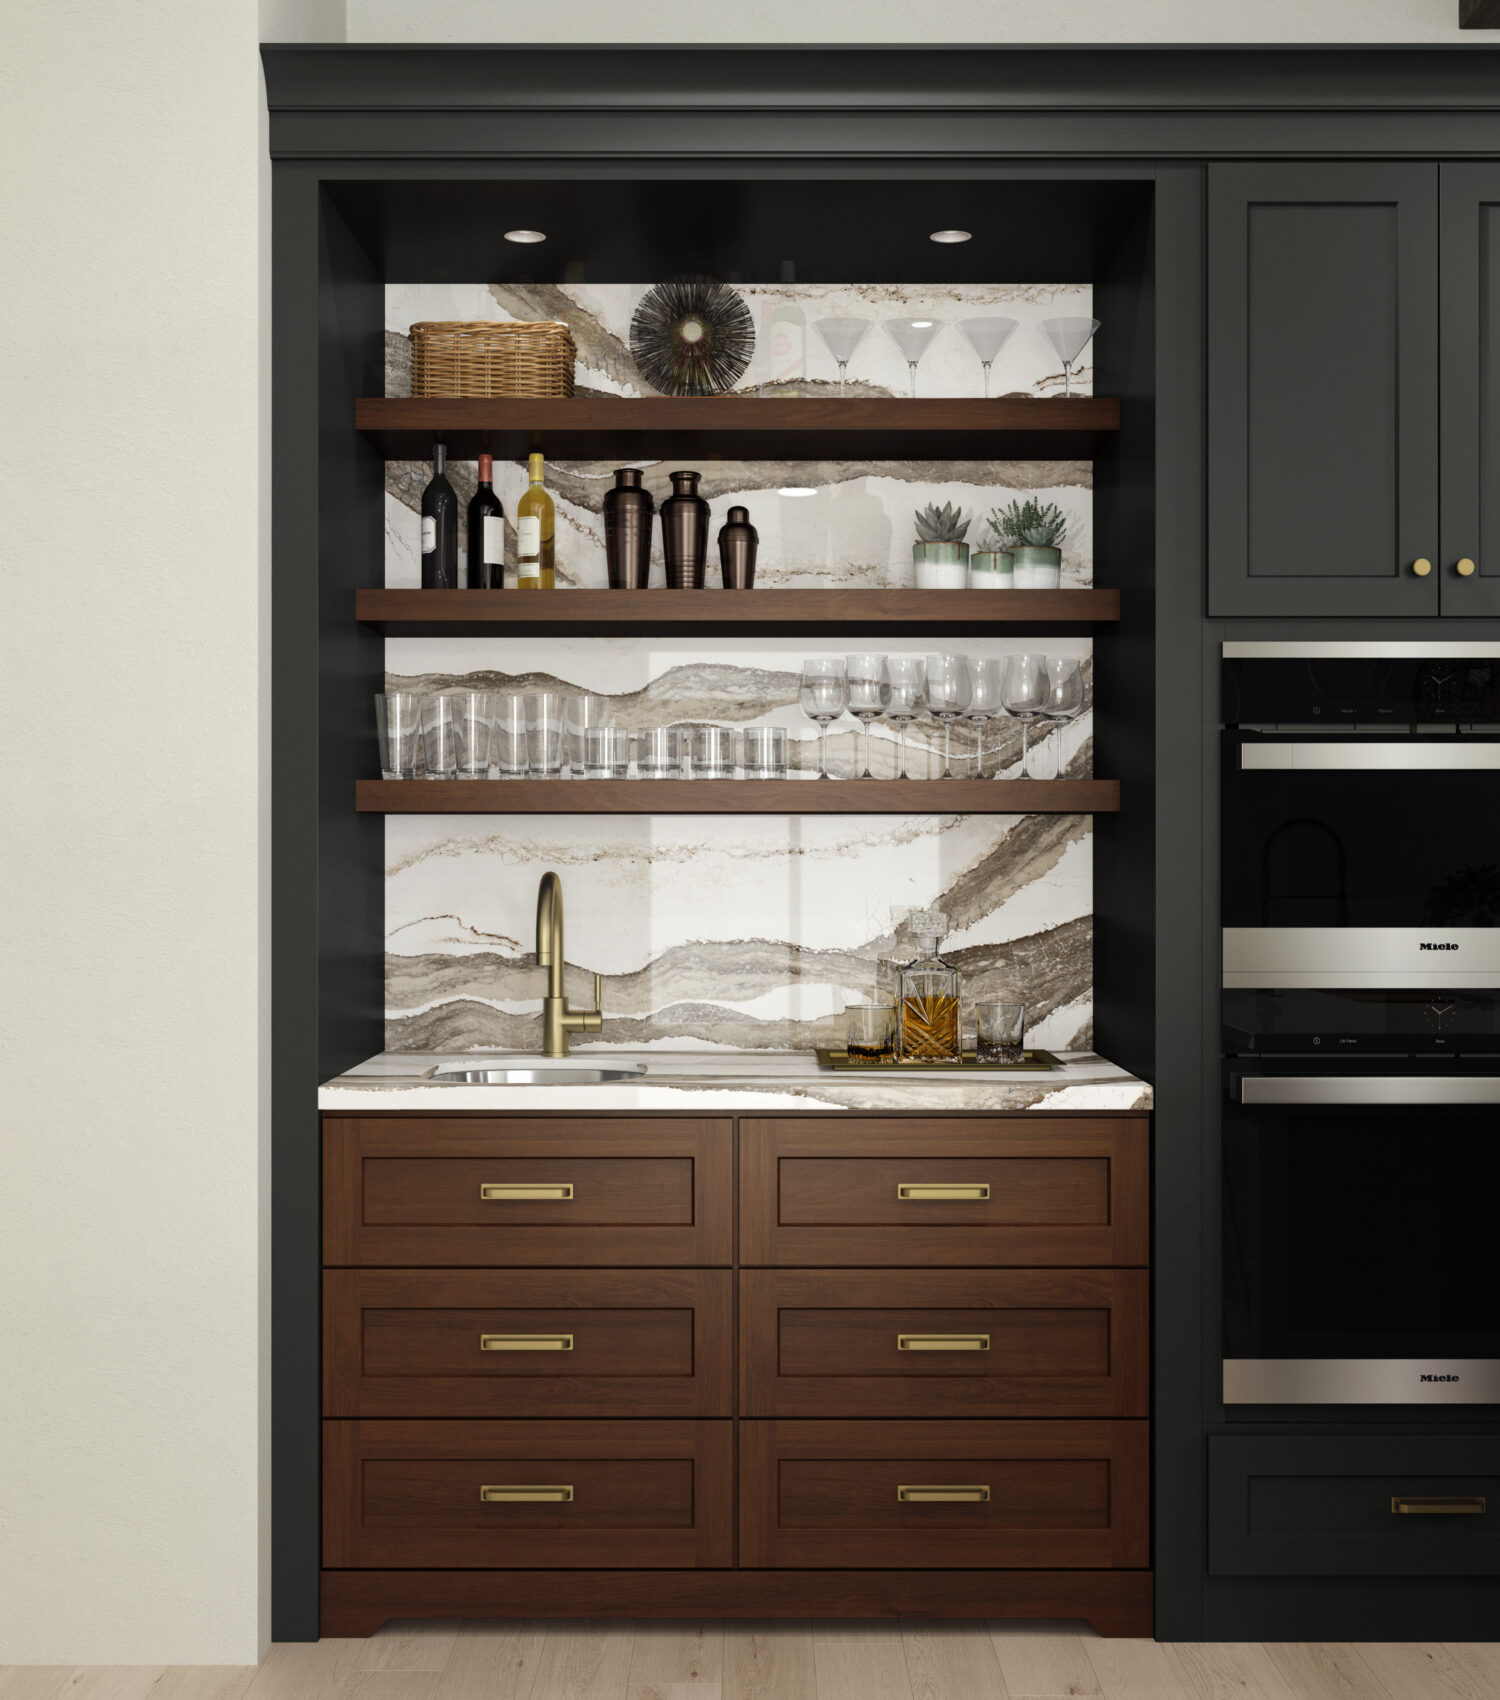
[357,779,1120,815]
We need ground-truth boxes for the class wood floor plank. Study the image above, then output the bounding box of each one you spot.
[625,1686,720,1700]
[242,1641,366,1700]
[626,1624,722,1689]
[339,1676,441,1700]
[1265,1644,1398,1700]
[988,1621,1101,1698]
[1172,1643,1299,1700]
[900,1621,1009,1700]
[0,1673,88,1700]
[147,1669,258,1700]
[1440,1646,1500,1700]
[721,1624,817,1700]
[529,1622,636,1700]
[433,1624,546,1700]
[356,1627,459,1676]
[1082,1639,1205,1700]
[1342,1644,1495,1700]
[813,1636,915,1700]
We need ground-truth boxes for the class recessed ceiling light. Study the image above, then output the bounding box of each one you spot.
[504,229,547,245]
[930,229,972,244]
[778,486,817,498]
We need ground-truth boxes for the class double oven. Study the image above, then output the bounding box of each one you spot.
[1221,643,1500,1406]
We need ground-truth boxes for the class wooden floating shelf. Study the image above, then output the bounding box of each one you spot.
[359,586,1120,637]
[356,395,1120,461]
[357,779,1120,815]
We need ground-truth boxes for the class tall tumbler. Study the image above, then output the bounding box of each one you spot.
[661,469,710,588]
[603,467,655,588]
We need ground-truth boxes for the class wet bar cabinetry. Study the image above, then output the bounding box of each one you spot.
[320,1112,1152,1636]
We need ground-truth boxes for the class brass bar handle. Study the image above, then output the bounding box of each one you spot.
[480,1333,574,1352]
[480,1484,574,1504]
[897,1182,990,1202]
[479,1182,573,1201]
[898,1484,991,1503]
[898,1333,990,1352]
[1391,1495,1487,1515]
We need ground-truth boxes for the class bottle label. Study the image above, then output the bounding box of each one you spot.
[421,516,436,555]
[482,514,504,565]
[517,516,541,559]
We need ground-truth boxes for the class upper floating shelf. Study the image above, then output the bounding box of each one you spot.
[359,587,1120,637]
[355,395,1121,461]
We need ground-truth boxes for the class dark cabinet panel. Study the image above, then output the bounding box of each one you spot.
[1209,164,1440,616]
[1441,164,1500,615]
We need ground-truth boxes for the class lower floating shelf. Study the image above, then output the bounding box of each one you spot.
[357,779,1120,814]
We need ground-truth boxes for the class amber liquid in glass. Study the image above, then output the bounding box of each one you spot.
[846,1040,895,1066]
[899,993,961,1062]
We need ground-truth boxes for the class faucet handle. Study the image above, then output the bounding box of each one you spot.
[577,972,603,1014]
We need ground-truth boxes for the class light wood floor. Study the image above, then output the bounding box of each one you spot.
[3,1621,1499,1700]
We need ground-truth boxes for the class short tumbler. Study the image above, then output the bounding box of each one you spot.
[844,1004,898,1065]
[741,726,788,780]
[375,692,422,779]
[975,1002,1026,1065]
[525,691,568,777]
[691,726,735,779]
[635,727,683,779]
[583,725,631,779]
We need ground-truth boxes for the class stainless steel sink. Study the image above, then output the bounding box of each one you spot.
[431,1063,648,1086]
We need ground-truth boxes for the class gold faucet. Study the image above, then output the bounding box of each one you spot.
[536,870,603,1058]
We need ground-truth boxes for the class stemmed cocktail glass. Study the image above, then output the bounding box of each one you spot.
[957,317,1019,399]
[812,317,872,396]
[799,658,848,781]
[845,654,892,779]
[883,318,942,398]
[884,657,927,780]
[1037,316,1099,398]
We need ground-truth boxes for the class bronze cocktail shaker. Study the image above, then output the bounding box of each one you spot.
[718,505,758,588]
[661,469,710,588]
[603,466,655,588]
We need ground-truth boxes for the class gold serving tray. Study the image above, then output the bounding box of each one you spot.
[815,1048,1060,1073]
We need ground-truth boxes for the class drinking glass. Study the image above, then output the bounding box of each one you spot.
[884,656,927,780]
[741,726,788,779]
[420,694,460,780]
[812,317,872,396]
[567,693,611,777]
[583,725,630,779]
[975,1002,1026,1065]
[524,691,567,777]
[635,727,683,779]
[999,653,1051,778]
[964,656,1005,778]
[691,726,735,779]
[882,317,942,397]
[844,1003,898,1065]
[799,658,848,781]
[449,690,493,780]
[1036,657,1085,780]
[375,691,422,780]
[923,653,972,780]
[1038,316,1100,398]
[845,653,891,780]
[956,316,1019,398]
[491,694,529,778]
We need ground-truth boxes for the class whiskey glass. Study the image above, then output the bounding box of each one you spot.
[844,1003,897,1065]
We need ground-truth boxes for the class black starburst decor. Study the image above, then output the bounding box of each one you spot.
[629,275,755,397]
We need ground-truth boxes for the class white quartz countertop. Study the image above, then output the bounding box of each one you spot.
[318,1049,1152,1114]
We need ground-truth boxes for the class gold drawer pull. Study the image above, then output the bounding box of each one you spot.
[480,1333,573,1352]
[897,1182,990,1202]
[480,1182,573,1201]
[1391,1495,1487,1515]
[898,1484,991,1503]
[480,1484,573,1504]
[898,1333,990,1352]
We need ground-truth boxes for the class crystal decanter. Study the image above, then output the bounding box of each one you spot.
[897,909,962,1064]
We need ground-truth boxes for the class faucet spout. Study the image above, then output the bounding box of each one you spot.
[535,870,604,1059]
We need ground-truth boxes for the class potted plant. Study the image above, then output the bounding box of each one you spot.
[912,502,971,589]
[968,524,1015,589]
[988,498,1068,588]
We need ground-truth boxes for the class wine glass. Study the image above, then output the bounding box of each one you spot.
[1037,657,1085,780]
[812,317,872,396]
[799,658,848,781]
[1037,316,1099,398]
[1000,653,1051,778]
[884,656,927,780]
[882,317,942,397]
[923,653,972,780]
[956,317,1019,399]
[964,656,1005,778]
[844,654,892,779]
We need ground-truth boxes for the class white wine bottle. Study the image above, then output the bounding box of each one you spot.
[516,451,555,589]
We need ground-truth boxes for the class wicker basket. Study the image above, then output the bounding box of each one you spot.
[409,320,576,398]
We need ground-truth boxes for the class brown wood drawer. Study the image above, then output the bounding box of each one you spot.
[324,1419,733,1569]
[325,1269,732,1418]
[740,1269,1147,1419]
[740,1117,1148,1267]
[323,1117,732,1266]
[741,1419,1149,1570]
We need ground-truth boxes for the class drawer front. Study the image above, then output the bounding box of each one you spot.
[741,1419,1148,1570]
[325,1420,733,1569]
[325,1269,732,1418]
[740,1118,1148,1267]
[1210,1435,1500,1576]
[740,1269,1147,1418]
[323,1117,732,1266]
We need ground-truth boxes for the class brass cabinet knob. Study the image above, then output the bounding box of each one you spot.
[1413,558,1432,577]
[1457,557,1478,577]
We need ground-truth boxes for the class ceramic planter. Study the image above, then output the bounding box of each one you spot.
[969,548,1015,589]
[913,540,969,589]
[1010,544,1062,588]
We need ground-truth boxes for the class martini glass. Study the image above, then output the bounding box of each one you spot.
[882,317,942,397]
[1037,316,1099,398]
[812,317,872,396]
[957,317,1019,398]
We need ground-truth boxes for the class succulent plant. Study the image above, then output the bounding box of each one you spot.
[988,498,1068,549]
[914,502,972,545]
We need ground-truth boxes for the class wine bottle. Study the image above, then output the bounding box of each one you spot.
[767,259,805,396]
[516,451,555,589]
[467,452,506,590]
[420,442,459,589]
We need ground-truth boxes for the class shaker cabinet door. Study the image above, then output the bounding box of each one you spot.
[1208,163,1440,617]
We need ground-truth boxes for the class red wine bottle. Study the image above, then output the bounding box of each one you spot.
[420,442,459,589]
[467,452,506,590]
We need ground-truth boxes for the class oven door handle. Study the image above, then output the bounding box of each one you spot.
[1233,1076,1500,1105]
[1240,743,1500,771]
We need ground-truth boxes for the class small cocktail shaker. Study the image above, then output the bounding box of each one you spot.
[718,505,758,588]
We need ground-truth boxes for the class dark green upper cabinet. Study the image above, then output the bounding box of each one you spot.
[1208,164,1440,617]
